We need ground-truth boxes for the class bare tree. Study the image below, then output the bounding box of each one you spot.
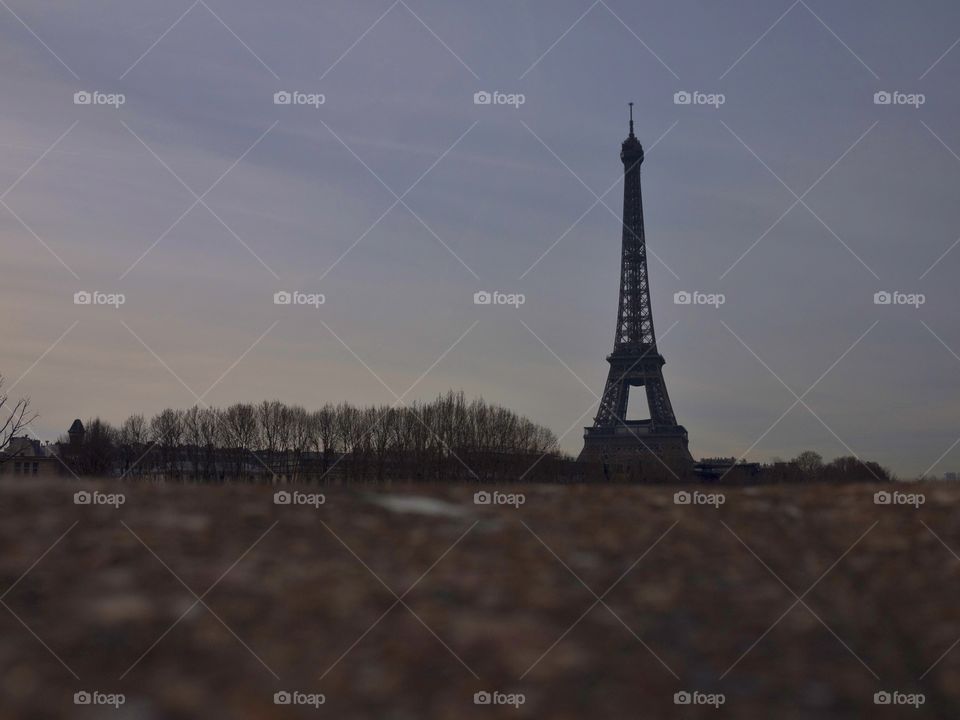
[118,414,148,477]
[119,414,148,445]
[368,405,396,481]
[256,400,284,479]
[197,407,221,481]
[150,408,183,480]
[182,405,203,480]
[793,450,824,478]
[287,405,311,481]
[0,376,38,464]
[78,418,118,476]
[310,404,337,476]
[223,403,257,480]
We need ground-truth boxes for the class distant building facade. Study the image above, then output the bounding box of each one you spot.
[0,435,66,478]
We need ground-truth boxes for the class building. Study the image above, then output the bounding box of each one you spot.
[694,457,761,482]
[0,435,65,478]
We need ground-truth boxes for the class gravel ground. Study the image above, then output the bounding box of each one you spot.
[0,478,958,719]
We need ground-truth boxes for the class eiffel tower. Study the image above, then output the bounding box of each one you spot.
[578,105,693,478]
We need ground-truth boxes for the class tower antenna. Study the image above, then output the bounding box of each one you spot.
[628,102,634,137]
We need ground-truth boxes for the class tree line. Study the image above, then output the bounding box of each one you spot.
[763,450,893,483]
[63,391,563,482]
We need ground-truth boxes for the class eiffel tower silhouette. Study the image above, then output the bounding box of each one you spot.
[578,105,693,479]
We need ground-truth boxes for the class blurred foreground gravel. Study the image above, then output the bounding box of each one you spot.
[1,479,958,719]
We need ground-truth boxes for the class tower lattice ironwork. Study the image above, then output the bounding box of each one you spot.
[578,104,692,478]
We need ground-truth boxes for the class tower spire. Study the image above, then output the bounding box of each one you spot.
[628,102,634,137]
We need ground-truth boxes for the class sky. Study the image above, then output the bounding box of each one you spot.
[1,0,958,477]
